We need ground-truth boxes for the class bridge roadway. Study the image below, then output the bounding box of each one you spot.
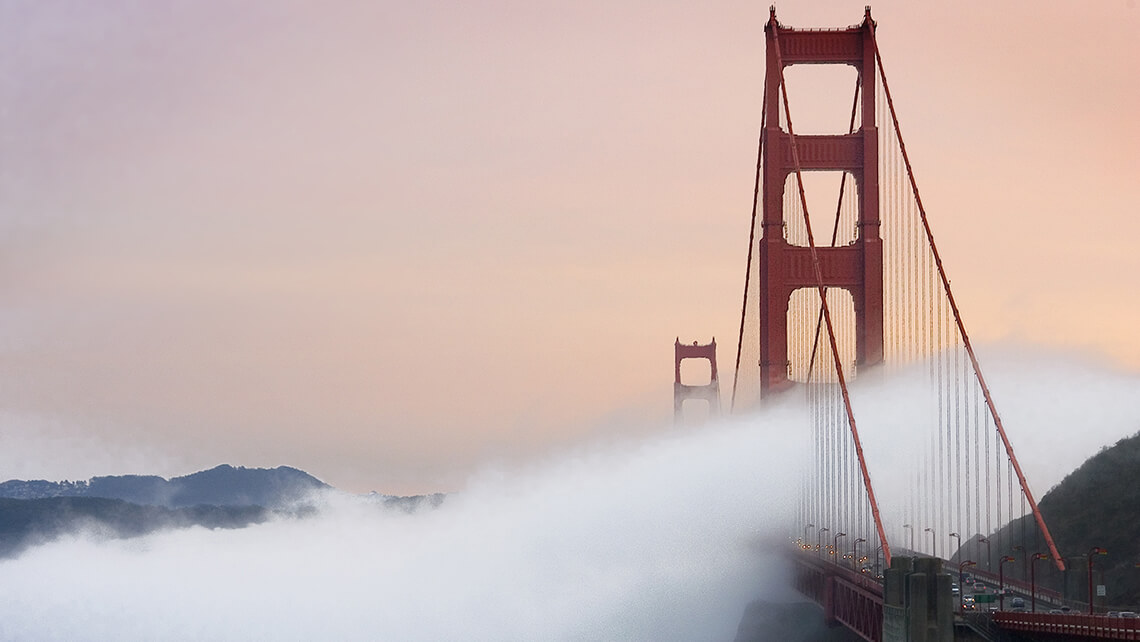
[789,550,1140,641]
[963,567,1065,612]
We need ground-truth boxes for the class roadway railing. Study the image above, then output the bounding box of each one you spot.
[994,612,1140,640]
[790,552,884,642]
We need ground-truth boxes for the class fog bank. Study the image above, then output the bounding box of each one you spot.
[0,406,807,641]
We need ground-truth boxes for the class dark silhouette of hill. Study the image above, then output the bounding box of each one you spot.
[0,465,319,558]
[952,430,1140,609]
[0,496,267,558]
[0,465,448,560]
[164,464,330,507]
[0,465,330,509]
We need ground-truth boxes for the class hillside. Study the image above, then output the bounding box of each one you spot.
[967,430,1140,608]
[0,465,449,560]
[0,497,268,558]
[0,464,330,509]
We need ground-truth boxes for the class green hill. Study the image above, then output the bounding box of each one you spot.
[976,430,1140,609]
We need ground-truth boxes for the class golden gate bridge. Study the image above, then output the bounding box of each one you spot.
[672,7,1139,641]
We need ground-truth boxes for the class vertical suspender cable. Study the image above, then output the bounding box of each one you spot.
[974,377,982,546]
[964,354,972,550]
[870,28,1064,571]
[995,416,1003,558]
[984,407,991,541]
[953,329,960,550]
[805,81,861,385]
[770,15,892,566]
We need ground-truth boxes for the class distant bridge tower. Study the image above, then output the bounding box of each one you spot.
[758,9,884,395]
[674,338,721,423]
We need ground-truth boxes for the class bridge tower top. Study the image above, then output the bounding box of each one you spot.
[674,338,721,424]
[758,7,883,396]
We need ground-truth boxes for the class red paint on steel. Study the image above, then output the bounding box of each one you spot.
[768,7,892,570]
[675,339,719,384]
[993,611,1140,640]
[757,9,883,396]
[805,78,861,385]
[674,339,722,422]
[869,25,1065,574]
[792,554,884,642]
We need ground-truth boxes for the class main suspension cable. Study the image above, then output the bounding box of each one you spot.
[730,66,769,412]
[870,26,1063,571]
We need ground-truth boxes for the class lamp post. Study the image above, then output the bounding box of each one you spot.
[804,524,814,551]
[924,527,936,558]
[999,555,1015,610]
[852,538,866,571]
[903,524,914,553]
[977,536,992,572]
[949,532,961,562]
[833,532,847,564]
[958,560,977,612]
[817,527,829,558]
[1031,553,1049,613]
[1088,547,1107,614]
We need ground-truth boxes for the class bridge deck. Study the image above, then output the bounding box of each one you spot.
[994,612,1140,640]
[790,550,1139,641]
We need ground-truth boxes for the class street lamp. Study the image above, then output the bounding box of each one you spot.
[804,524,814,551]
[1088,546,1107,614]
[817,527,829,558]
[924,527,936,558]
[833,532,847,564]
[1031,553,1049,613]
[948,532,961,562]
[852,538,866,571]
[958,560,977,612]
[977,536,992,572]
[903,524,914,553]
[999,555,1015,610]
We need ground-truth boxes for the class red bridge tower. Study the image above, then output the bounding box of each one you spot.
[674,338,721,423]
[758,10,884,395]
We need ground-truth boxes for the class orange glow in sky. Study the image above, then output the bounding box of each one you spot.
[0,1,1136,493]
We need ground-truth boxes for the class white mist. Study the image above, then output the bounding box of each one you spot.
[0,404,808,641]
[1,349,1134,640]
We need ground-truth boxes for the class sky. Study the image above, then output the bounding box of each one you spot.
[0,1,1137,494]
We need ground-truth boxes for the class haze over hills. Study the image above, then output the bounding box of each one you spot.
[0,497,269,559]
[0,464,445,560]
[0,464,329,509]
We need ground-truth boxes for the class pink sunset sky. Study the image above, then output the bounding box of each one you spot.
[0,1,1137,493]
